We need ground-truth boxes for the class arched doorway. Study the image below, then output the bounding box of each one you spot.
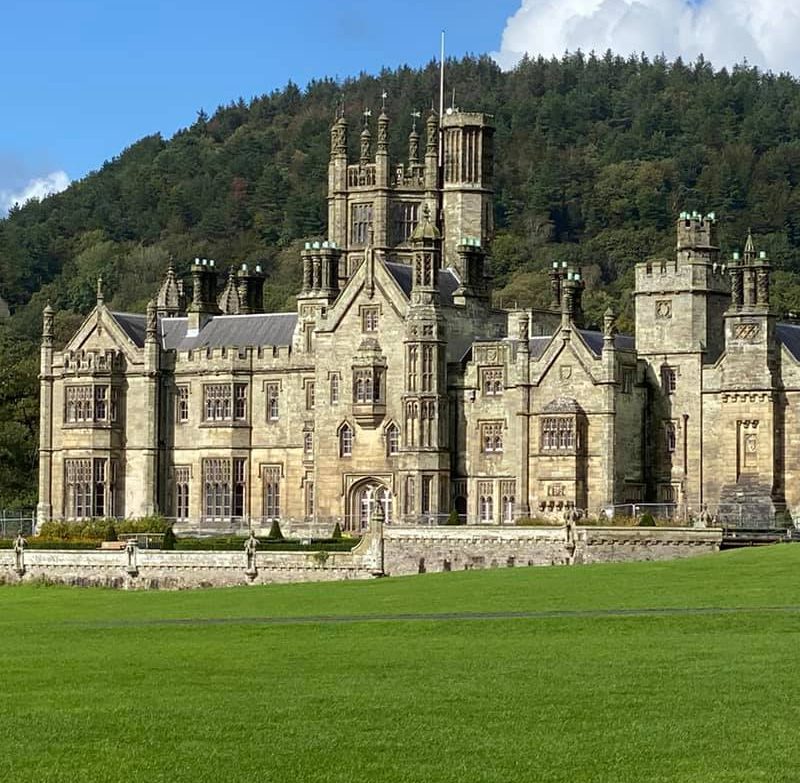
[347,479,393,532]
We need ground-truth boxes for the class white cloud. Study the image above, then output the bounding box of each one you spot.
[494,0,800,75]
[1,170,70,214]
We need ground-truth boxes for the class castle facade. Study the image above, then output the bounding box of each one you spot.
[36,107,800,531]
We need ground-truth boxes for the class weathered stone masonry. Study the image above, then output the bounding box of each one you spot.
[1,526,721,590]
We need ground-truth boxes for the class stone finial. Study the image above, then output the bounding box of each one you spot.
[360,109,372,164]
[744,229,756,261]
[146,298,157,340]
[377,109,389,154]
[218,268,242,315]
[603,306,616,339]
[96,275,105,307]
[426,111,438,157]
[408,120,420,165]
[156,264,186,317]
[42,302,54,345]
[331,114,347,158]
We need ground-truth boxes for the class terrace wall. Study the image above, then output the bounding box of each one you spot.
[0,526,722,589]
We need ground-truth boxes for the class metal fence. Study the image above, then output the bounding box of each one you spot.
[0,511,36,538]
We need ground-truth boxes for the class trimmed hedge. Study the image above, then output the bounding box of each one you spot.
[175,537,361,552]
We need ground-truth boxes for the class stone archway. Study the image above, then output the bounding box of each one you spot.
[347,478,394,532]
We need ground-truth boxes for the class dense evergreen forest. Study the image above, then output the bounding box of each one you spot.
[4,51,800,507]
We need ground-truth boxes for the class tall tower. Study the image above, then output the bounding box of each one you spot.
[400,210,449,520]
[714,231,782,521]
[325,104,494,281]
[440,111,494,272]
[634,212,730,513]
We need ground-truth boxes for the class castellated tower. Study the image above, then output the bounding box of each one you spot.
[634,213,730,513]
[326,104,494,283]
[440,111,494,272]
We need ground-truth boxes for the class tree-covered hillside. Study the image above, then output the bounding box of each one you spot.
[4,51,800,506]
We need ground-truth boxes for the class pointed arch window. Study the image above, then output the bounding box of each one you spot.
[386,422,400,456]
[339,422,354,458]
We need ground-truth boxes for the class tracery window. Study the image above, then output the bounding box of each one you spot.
[177,386,189,422]
[339,423,354,457]
[541,417,575,451]
[407,345,418,391]
[64,385,118,424]
[478,480,494,523]
[203,383,248,422]
[65,458,114,519]
[351,203,373,246]
[266,383,279,420]
[481,421,504,453]
[482,368,504,396]
[501,480,516,523]
[386,423,400,456]
[262,466,281,520]
[174,466,190,520]
[361,306,379,332]
[393,201,419,243]
[422,345,435,392]
[203,457,246,520]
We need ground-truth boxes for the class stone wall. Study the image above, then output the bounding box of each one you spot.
[382,525,722,576]
[0,525,722,590]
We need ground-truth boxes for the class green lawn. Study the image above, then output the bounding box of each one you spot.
[2,547,800,782]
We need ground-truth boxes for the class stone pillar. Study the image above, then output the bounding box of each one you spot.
[37,304,55,525]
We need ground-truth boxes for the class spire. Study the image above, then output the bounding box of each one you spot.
[330,113,347,159]
[744,229,756,262]
[409,110,421,165]
[156,264,185,318]
[360,109,372,164]
[377,107,389,155]
[218,268,242,315]
[426,111,438,158]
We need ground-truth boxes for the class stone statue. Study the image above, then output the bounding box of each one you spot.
[13,533,26,574]
[125,538,138,575]
[244,531,259,574]
[696,503,713,529]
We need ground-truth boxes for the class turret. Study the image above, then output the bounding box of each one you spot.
[187,258,220,336]
[237,263,265,314]
[218,268,242,315]
[155,264,186,319]
[453,237,489,305]
[409,207,441,304]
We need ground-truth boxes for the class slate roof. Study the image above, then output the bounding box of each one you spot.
[111,312,147,347]
[776,323,800,361]
[384,262,460,305]
[578,330,636,356]
[160,313,297,351]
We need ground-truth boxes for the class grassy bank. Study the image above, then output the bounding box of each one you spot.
[1,546,798,782]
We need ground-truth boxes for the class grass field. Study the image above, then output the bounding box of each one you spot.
[2,547,800,783]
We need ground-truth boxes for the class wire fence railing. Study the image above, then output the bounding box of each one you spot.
[0,511,36,538]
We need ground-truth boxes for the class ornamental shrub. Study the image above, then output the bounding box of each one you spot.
[639,512,656,527]
[162,525,176,551]
[331,522,342,540]
[104,523,118,542]
[267,519,284,541]
[446,509,462,526]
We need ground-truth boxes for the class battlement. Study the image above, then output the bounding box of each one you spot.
[676,210,719,251]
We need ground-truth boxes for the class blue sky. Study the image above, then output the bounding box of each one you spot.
[3,0,799,211]
[0,0,519,205]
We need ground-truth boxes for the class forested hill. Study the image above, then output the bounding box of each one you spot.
[4,51,800,506]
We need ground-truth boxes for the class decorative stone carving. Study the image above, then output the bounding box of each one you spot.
[13,533,26,575]
[655,300,672,319]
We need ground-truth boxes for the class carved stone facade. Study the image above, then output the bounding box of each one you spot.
[35,111,800,530]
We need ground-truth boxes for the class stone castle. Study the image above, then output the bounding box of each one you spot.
[35,104,800,532]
